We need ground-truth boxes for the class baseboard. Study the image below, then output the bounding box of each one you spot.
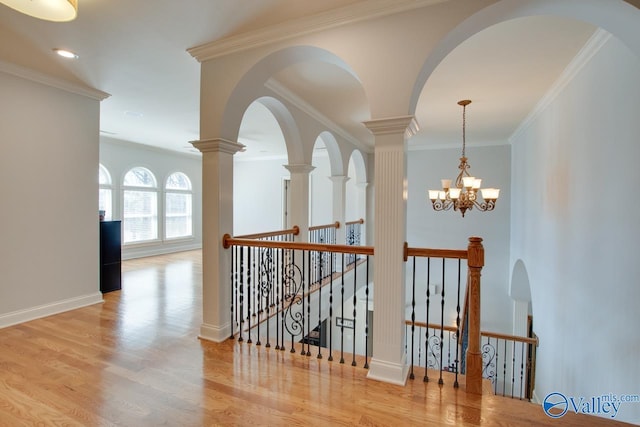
[122,242,202,260]
[366,356,409,386]
[0,292,104,329]
[532,389,541,404]
[199,322,232,343]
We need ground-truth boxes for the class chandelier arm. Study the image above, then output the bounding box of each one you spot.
[473,199,496,212]
[432,199,453,211]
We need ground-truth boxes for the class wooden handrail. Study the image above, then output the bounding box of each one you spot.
[234,226,299,240]
[404,320,457,333]
[223,235,374,255]
[406,246,468,260]
[481,331,539,346]
[309,221,340,231]
[405,320,538,346]
[345,218,364,225]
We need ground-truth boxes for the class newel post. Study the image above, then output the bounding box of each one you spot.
[466,236,484,394]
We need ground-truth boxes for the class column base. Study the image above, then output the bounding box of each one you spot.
[465,350,483,394]
[198,322,231,343]
[366,355,409,386]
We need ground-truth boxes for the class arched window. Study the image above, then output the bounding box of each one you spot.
[123,167,158,243]
[165,172,193,239]
[98,164,113,221]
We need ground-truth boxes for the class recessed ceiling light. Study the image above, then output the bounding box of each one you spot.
[53,48,78,59]
[124,110,144,118]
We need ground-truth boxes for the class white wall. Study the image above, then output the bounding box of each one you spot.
[99,137,202,259]
[0,72,102,326]
[510,35,640,423]
[234,157,289,235]
[310,152,333,226]
[407,144,512,333]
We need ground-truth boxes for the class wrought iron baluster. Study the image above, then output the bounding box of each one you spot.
[511,340,516,399]
[502,339,507,396]
[439,258,445,385]
[340,252,345,364]
[417,325,423,371]
[364,255,369,369]
[454,259,461,388]
[317,248,323,360]
[246,248,252,344]
[351,252,357,367]
[230,246,236,339]
[424,257,431,383]
[238,248,244,343]
[328,254,334,362]
[255,247,261,346]
[410,256,416,380]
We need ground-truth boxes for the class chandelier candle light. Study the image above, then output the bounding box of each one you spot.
[428,100,499,217]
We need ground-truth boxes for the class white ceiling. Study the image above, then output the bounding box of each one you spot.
[0,1,599,159]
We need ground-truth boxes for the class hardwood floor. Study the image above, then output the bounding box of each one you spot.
[0,250,634,426]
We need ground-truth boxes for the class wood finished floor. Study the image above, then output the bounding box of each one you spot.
[0,250,634,426]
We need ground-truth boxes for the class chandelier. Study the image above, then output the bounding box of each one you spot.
[428,100,499,217]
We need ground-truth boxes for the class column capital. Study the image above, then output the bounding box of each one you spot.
[363,116,419,138]
[329,175,350,184]
[284,163,315,174]
[191,138,245,155]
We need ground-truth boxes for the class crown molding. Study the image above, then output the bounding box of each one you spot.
[187,0,449,62]
[509,28,611,142]
[265,78,372,153]
[0,60,110,101]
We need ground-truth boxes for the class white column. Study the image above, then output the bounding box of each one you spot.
[192,138,244,342]
[330,175,349,244]
[284,164,314,242]
[363,116,418,385]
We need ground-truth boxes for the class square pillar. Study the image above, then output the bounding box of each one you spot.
[363,116,418,385]
[192,138,244,342]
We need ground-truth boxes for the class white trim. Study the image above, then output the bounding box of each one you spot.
[266,79,371,153]
[366,356,409,386]
[0,59,110,101]
[199,322,231,343]
[187,0,448,62]
[509,29,611,142]
[122,242,202,260]
[0,292,103,329]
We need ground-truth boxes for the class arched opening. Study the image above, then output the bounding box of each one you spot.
[233,100,289,235]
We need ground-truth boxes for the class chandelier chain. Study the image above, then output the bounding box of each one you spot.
[461,102,466,158]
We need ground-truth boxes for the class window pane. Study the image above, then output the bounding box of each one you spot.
[166,172,191,190]
[166,193,192,239]
[99,188,112,221]
[124,167,156,187]
[123,190,157,243]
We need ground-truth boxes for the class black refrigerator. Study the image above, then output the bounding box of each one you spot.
[100,220,122,293]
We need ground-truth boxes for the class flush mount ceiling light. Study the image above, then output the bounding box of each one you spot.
[428,100,500,217]
[0,0,78,22]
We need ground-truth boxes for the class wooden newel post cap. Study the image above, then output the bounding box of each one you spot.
[468,236,484,268]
